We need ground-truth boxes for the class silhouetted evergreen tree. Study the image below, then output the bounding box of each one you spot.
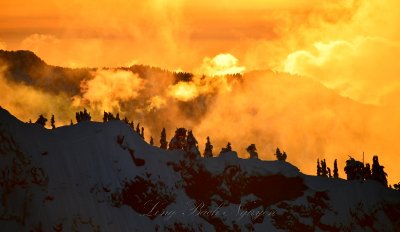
[128,121,134,129]
[364,163,372,180]
[371,156,388,186]
[123,117,129,124]
[203,136,213,158]
[50,115,55,129]
[169,128,187,150]
[160,128,168,149]
[246,144,258,159]
[116,113,120,120]
[174,72,194,82]
[275,147,287,161]
[327,167,332,178]
[275,148,281,159]
[70,120,73,125]
[35,115,47,127]
[106,112,117,121]
[317,159,322,176]
[103,111,108,122]
[394,182,400,191]
[321,159,328,177]
[136,123,140,134]
[150,137,154,146]
[141,127,144,139]
[220,142,232,155]
[75,108,91,123]
[186,130,200,158]
[333,159,339,178]
[344,157,364,180]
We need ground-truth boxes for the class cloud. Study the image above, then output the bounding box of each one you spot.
[198,53,246,76]
[0,64,72,126]
[167,81,199,102]
[20,34,60,53]
[146,96,167,112]
[72,69,145,114]
[282,37,400,104]
[193,69,400,185]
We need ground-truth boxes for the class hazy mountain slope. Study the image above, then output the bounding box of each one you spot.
[0,49,182,95]
[0,107,399,231]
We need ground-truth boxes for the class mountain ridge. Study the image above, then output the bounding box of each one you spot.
[0,106,399,231]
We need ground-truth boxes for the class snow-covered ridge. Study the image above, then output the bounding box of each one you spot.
[0,107,399,231]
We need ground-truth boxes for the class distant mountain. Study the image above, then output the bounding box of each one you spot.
[0,50,91,95]
[0,50,192,95]
[0,107,399,231]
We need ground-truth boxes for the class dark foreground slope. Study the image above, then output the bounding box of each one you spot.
[0,107,399,231]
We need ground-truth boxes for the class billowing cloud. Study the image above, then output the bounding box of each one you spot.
[0,64,72,126]
[72,69,145,115]
[282,37,400,104]
[168,81,199,102]
[146,96,167,112]
[198,53,245,76]
[21,34,60,53]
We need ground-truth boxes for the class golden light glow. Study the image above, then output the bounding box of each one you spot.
[168,82,199,102]
[1,0,400,184]
[198,53,245,76]
[72,69,144,113]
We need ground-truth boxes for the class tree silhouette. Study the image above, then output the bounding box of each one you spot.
[371,156,388,186]
[246,144,258,159]
[344,157,364,180]
[364,163,372,180]
[186,130,200,158]
[141,127,144,139]
[35,115,47,127]
[321,159,328,177]
[103,111,108,122]
[160,128,168,149]
[282,151,287,161]
[70,120,73,125]
[327,167,332,178]
[136,123,140,134]
[150,137,154,146]
[275,147,287,161]
[50,115,55,129]
[169,128,187,150]
[75,108,91,123]
[203,136,213,158]
[394,182,400,191]
[104,112,117,121]
[333,159,339,178]
[128,121,134,130]
[220,142,232,155]
[174,72,194,82]
[317,159,321,176]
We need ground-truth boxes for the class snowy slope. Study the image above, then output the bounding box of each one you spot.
[0,107,399,231]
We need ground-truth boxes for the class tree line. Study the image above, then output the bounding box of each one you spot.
[31,109,399,190]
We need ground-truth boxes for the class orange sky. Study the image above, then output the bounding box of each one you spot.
[1,0,400,184]
[3,0,397,70]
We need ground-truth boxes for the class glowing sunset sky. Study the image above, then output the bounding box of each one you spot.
[1,0,400,184]
[1,0,398,71]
